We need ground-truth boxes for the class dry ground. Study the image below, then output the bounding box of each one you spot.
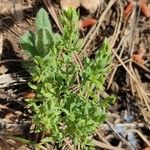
[0,0,150,149]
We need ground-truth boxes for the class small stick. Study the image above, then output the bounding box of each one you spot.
[106,121,132,149]
[43,0,63,33]
[93,139,123,150]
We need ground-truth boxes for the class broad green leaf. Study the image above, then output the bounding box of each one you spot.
[35,28,54,57]
[35,8,52,32]
[20,31,37,56]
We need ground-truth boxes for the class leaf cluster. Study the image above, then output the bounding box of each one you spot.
[20,8,115,149]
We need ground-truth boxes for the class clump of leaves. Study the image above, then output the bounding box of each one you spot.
[20,8,115,149]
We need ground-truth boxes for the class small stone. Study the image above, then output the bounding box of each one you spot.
[81,0,100,14]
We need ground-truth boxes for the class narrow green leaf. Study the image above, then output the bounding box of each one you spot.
[41,137,53,143]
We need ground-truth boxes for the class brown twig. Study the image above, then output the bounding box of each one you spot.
[43,0,63,33]
[80,0,117,56]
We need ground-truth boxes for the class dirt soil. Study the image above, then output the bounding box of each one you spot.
[0,0,150,150]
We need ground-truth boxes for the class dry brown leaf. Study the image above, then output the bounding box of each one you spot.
[124,2,134,20]
[140,0,150,17]
[131,47,146,64]
[23,91,36,99]
[81,0,100,13]
[60,0,80,10]
[78,18,97,29]
[132,54,145,64]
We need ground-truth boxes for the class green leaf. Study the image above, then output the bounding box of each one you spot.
[100,96,116,109]
[53,33,61,43]
[10,136,35,145]
[41,137,53,144]
[28,83,37,90]
[35,28,54,57]
[20,31,37,56]
[35,8,52,32]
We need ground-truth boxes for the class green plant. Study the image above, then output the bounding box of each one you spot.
[20,8,115,149]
